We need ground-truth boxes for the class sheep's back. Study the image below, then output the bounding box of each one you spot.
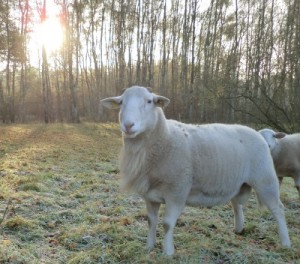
[165,122,273,206]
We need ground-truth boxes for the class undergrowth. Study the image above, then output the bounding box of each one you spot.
[0,123,299,263]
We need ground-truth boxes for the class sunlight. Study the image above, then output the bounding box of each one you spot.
[35,16,64,55]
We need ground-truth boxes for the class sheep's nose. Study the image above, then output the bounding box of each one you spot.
[124,122,134,133]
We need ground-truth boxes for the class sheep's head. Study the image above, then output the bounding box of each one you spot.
[101,86,170,138]
[259,128,286,151]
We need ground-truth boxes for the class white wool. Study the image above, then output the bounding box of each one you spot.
[259,128,300,197]
[101,86,291,255]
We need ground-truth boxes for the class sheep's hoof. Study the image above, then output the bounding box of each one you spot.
[163,251,175,257]
[281,240,292,248]
[163,246,175,256]
[146,244,154,252]
[234,228,245,235]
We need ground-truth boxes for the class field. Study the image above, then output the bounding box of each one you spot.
[0,123,299,264]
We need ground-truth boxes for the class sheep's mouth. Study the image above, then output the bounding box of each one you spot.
[122,130,138,138]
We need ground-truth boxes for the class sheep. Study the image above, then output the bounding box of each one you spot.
[259,128,300,198]
[101,86,291,255]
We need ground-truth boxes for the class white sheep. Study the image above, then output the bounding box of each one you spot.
[259,128,300,198]
[101,86,291,255]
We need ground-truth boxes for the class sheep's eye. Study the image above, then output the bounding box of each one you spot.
[119,100,123,105]
[147,100,152,104]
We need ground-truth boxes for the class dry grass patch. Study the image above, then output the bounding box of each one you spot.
[0,123,299,263]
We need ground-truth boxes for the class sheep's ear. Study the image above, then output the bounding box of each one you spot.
[100,96,122,109]
[274,132,286,139]
[153,95,170,108]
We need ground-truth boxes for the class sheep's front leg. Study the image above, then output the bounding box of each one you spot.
[163,201,185,256]
[231,201,244,233]
[146,200,161,250]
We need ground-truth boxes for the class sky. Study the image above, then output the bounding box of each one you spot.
[27,0,64,66]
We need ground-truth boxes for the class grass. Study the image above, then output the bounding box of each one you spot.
[0,123,299,264]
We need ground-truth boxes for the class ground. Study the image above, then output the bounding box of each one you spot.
[0,123,299,264]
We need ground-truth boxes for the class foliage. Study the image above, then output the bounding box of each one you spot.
[0,123,299,263]
[0,0,299,131]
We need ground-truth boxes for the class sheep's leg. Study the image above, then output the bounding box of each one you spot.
[231,202,244,234]
[146,200,161,250]
[293,174,300,199]
[255,185,291,247]
[278,176,283,186]
[231,184,252,233]
[269,203,291,247]
[163,201,185,256]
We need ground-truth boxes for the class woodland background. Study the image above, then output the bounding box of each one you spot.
[0,0,299,132]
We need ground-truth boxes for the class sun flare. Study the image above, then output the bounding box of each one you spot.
[36,16,64,55]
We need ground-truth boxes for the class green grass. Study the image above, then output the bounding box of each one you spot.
[0,123,299,263]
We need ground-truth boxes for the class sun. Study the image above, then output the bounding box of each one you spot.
[35,16,64,55]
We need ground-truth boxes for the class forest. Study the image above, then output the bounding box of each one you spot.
[0,0,299,132]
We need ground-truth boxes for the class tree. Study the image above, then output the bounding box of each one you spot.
[0,0,299,131]
[62,0,80,123]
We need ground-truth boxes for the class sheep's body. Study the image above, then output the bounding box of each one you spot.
[259,128,300,198]
[101,86,291,255]
[122,120,266,207]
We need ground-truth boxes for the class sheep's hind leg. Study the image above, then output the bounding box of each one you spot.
[231,183,252,233]
[145,200,161,250]
[278,176,283,186]
[293,174,300,199]
[255,184,291,248]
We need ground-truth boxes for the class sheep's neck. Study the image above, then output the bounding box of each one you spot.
[119,109,170,194]
[271,145,281,162]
